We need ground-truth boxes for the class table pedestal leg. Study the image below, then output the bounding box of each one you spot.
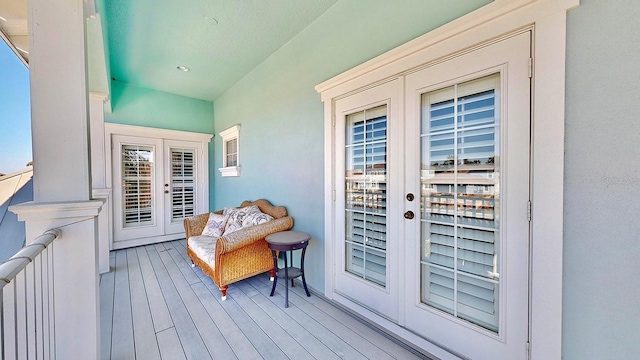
[270,250,278,296]
[301,247,310,297]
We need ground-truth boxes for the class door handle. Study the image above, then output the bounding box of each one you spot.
[404,211,414,220]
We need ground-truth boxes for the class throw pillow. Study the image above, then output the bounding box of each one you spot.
[242,210,274,227]
[222,205,274,235]
[201,213,229,238]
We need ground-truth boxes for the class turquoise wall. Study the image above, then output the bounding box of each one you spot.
[212,0,491,291]
[563,1,640,358]
[104,81,216,205]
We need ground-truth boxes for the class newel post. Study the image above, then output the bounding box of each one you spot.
[9,0,104,359]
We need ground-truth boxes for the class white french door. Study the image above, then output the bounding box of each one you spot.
[113,135,164,242]
[164,140,198,234]
[334,80,401,321]
[332,31,531,359]
[403,31,531,358]
[112,135,206,248]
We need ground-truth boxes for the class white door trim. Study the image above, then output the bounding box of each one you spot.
[318,0,577,358]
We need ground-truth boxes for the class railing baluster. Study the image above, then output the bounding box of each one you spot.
[3,280,17,360]
[0,229,60,360]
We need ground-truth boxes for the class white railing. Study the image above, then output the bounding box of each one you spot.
[0,228,61,360]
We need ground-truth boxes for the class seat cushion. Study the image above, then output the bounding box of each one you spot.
[188,235,216,269]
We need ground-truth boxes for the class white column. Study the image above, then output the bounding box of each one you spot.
[9,0,103,358]
[89,92,112,274]
[28,0,91,203]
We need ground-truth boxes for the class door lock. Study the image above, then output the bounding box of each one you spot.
[406,193,414,201]
[404,211,415,220]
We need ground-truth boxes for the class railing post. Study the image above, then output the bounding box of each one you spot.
[10,202,103,360]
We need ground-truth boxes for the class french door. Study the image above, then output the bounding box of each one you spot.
[334,80,401,321]
[112,135,203,248]
[333,31,531,359]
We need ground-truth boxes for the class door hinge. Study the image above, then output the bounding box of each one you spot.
[527,200,532,222]
[333,190,336,201]
[528,57,533,78]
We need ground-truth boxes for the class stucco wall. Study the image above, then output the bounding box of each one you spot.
[563,0,640,358]
[212,0,491,292]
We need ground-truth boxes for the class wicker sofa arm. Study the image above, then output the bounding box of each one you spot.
[183,213,211,239]
[216,216,294,254]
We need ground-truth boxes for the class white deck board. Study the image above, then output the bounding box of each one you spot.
[156,245,238,360]
[99,254,115,360]
[101,240,430,360]
[147,247,212,360]
[156,327,187,360]
[110,250,136,359]
[126,248,162,360]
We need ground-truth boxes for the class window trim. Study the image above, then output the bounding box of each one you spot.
[218,125,241,177]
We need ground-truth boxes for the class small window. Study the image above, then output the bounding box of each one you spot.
[219,125,241,177]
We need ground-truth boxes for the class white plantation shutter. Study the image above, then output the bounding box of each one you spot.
[170,148,195,221]
[122,145,154,227]
[420,73,501,332]
[345,105,388,287]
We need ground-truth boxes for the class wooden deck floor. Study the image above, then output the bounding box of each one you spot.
[100,240,429,360]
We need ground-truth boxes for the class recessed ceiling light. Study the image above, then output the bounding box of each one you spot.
[204,16,218,25]
[177,65,190,72]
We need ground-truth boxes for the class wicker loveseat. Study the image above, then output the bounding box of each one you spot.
[184,199,293,300]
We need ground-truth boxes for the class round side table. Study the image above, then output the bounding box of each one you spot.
[265,230,311,307]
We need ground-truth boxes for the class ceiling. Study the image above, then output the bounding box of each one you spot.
[0,0,28,66]
[0,0,339,102]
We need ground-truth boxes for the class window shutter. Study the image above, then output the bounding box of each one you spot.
[345,105,388,287]
[170,148,195,221]
[420,74,500,332]
[122,145,154,227]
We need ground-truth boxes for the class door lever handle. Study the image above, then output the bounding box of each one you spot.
[404,211,414,220]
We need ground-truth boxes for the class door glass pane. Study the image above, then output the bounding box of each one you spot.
[170,148,195,221]
[345,105,387,287]
[122,145,154,227]
[420,74,500,332]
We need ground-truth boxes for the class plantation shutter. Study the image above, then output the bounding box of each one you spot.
[170,148,196,221]
[420,73,501,332]
[122,145,154,227]
[345,105,388,287]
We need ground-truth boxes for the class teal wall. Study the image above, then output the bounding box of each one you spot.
[212,0,491,291]
[563,1,640,358]
[104,81,216,205]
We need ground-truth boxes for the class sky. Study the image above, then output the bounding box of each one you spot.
[0,39,32,175]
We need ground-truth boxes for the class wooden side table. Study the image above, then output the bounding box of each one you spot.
[265,230,311,307]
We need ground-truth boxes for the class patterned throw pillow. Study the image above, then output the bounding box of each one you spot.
[242,209,274,227]
[222,205,274,235]
[201,213,229,238]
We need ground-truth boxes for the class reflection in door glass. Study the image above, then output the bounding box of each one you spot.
[122,145,154,227]
[420,74,501,332]
[345,105,388,287]
[170,149,195,221]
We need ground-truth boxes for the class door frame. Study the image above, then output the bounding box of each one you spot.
[317,0,577,358]
[105,123,213,249]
